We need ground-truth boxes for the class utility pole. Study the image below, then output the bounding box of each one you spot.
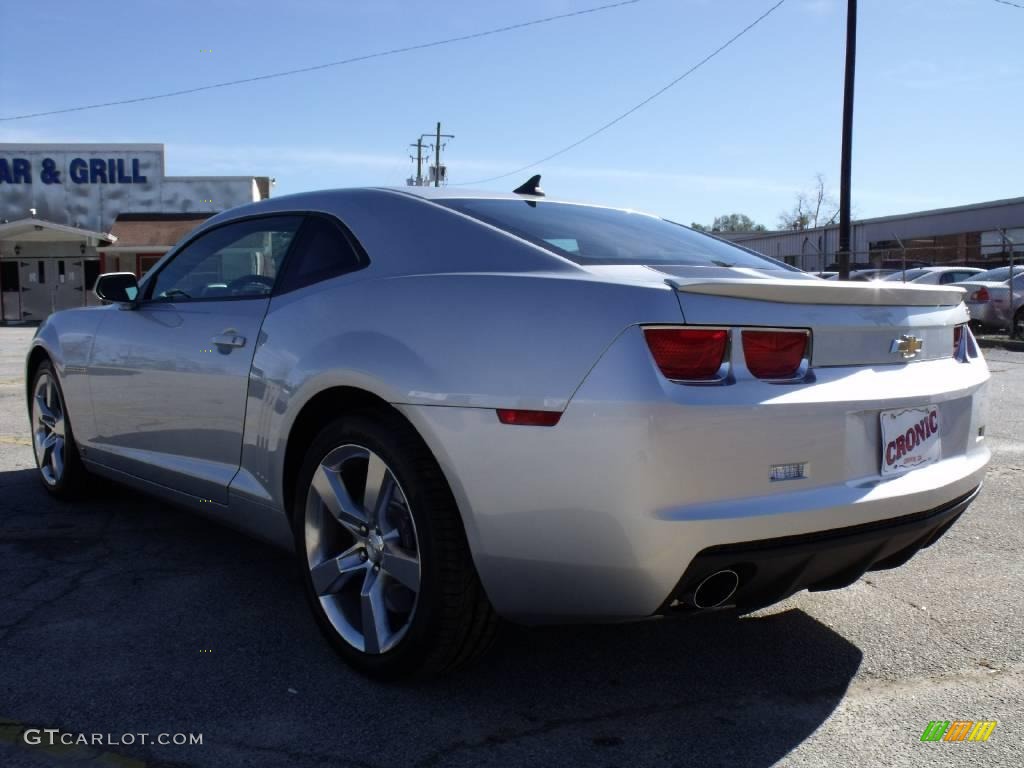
[434,122,442,187]
[838,0,857,280]
[407,123,454,186]
[409,138,425,186]
[431,122,454,187]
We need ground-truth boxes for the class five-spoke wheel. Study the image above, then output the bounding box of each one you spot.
[32,369,67,486]
[295,412,497,678]
[305,445,422,655]
[30,360,89,498]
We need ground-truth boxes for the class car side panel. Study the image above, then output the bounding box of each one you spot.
[231,272,685,527]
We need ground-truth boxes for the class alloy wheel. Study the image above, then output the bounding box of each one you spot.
[32,372,66,487]
[304,444,421,654]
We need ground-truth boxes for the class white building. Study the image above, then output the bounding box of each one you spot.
[0,143,270,323]
[720,196,1024,274]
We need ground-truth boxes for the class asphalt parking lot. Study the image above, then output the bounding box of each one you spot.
[0,325,1021,768]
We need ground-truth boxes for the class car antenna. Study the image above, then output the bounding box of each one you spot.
[513,174,544,197]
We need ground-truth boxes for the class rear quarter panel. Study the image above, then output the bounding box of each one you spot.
[235,270,686,518]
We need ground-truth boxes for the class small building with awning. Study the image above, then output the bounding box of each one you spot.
[0,216,114,323]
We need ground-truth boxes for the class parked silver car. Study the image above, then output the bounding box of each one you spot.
[26,186,990,678]
[988,272,1024,334]
[958,266,1022,330]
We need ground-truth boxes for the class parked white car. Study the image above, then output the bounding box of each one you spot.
[882,266,984,285]
[26,185,991,678]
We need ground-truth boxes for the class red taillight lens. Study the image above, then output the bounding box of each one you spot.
[742,330,809,379]
[644,328,729,380]
[496,409,561,427]
[953,323,964,356]
[971,287,990,302]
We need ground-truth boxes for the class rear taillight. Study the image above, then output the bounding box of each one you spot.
[644,328,728,380]
[742,330,810,379]
[971,287,990,302]
[953,324,964,356]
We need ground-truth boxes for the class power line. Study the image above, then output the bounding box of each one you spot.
[0,0,643,122]
[992,0,1024,9]
[457,0,788,187]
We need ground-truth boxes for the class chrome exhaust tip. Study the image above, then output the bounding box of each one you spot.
[691,569,740,609]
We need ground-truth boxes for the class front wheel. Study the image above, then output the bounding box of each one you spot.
[294,411,497,679]
[30,360,90,498]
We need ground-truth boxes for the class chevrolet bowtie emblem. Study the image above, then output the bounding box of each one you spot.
[891,334,924,359]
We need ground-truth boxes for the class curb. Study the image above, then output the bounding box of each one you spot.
[976,336,1024,353]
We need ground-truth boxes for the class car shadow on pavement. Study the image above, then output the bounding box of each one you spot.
[0,467,862,768]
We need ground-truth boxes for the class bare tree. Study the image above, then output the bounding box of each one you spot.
[778,174,840,231]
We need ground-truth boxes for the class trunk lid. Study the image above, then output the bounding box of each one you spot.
[585,264,969,368]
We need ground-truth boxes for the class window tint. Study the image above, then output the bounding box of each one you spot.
[440,199,791,270]
[276,215,365,293]
[147,216,301,301]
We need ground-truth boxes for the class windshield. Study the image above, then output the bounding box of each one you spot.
[440,199,793,270]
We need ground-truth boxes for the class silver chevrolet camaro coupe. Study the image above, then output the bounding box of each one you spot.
[26,181,990,678]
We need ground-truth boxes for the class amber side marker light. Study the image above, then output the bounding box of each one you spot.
[496,409,562,427]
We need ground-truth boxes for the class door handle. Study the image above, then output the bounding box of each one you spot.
[212,332,246,348]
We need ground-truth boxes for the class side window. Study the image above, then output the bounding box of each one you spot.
[147,216,302,301]
[276,215,366,294]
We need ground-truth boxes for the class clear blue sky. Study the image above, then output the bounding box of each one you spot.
[1,0,1020,229]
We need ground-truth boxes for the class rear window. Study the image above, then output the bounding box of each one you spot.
[883,268,928,281]
[440,199,791,270]
[974,267,1011,282]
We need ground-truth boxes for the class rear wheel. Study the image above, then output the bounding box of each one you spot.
[294,410,497,679]
[31,361,90,498]
[1014,308,1023,339]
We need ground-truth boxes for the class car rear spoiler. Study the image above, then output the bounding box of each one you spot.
[665,278,966,307]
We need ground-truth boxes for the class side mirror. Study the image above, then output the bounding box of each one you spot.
[94,272,140,305]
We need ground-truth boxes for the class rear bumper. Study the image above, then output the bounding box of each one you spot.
[662,485,980,614]
[399,327,990,624]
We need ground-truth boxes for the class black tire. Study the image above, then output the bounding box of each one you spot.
[30,360,91,499]
[293,409,497,679]
[1014,308,1023,339]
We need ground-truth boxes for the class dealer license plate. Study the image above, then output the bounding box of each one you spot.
[880,406,941,476]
